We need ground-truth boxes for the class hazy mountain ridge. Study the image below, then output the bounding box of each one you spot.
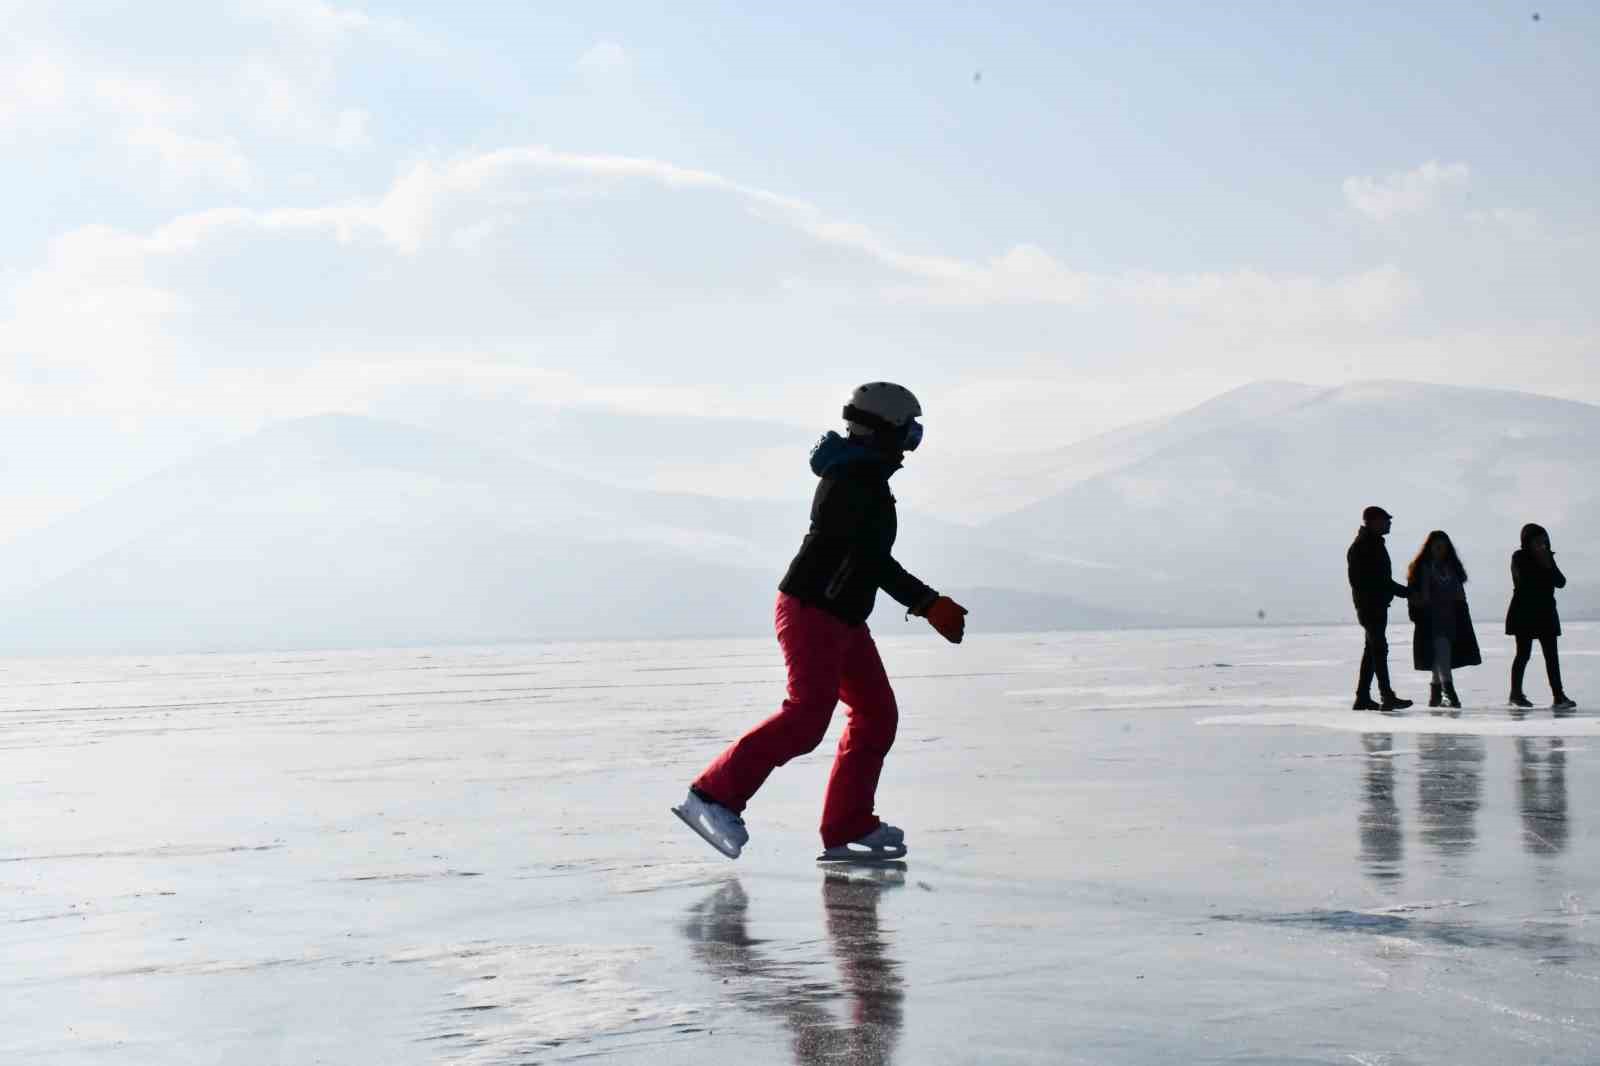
[1,380,1592,653]
[0,414,1131,653]
[988,380,1600,626]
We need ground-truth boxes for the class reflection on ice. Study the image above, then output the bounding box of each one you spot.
[683,877,903,1065]
[1417,734,1484,858]
[1519,738,1570,856]
[1359,734,1403,883]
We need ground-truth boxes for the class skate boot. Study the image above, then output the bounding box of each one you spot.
[1443,683,1462,710]
[1428,683,1442,708]
[1508,692,1534,709]
[818,822,908,863]
[672,789,749,859]
[1353,694,1381,711]
[1380,692,1413,712]
[1552,693,1578,714]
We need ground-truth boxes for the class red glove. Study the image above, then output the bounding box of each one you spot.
[924,596,968,644]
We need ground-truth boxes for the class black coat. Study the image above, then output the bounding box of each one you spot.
[1505,549,1566,638]
[779,433,936,625]
[1409,589,1483,671]
[1347,528,1408,625]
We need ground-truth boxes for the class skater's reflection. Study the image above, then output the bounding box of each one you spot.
[1417,733,1484,857]
[1359,734,1403,883]
[1518,737,1569,855]
[683,872,904,1065]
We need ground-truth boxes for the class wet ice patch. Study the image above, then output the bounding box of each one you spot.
[398,942,703,1062]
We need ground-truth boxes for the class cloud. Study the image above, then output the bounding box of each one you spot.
[215,145,1407,325]
[1466,206,1540,239]
[1342,160,1470,222]
[1,0,416,186]
[576,41,630,79]
[0,142,1426,413]
[0,52,69,129]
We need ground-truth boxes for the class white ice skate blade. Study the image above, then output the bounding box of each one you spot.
[816,843,908,864]
[672,803,741,860]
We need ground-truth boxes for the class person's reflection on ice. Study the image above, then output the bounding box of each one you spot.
[1417,733,1485,858]
[1518,737,1569,856]
[1359,734,1403,884]
[683,872,904,1065]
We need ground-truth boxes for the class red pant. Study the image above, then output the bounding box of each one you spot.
[693,593,899,848]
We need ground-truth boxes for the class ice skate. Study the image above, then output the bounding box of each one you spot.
[1552,695,1578,713]
[672,790,749,860]
[1508,692,1534,709]
[817,822,908,863]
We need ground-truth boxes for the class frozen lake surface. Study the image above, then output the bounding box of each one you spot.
[3,623,1598,1064]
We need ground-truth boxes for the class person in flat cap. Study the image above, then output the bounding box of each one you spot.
[1347,506,1413,711]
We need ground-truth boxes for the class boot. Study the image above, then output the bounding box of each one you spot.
[1428,683,1442,708]
[1380,692,1413,712]
[1353,694,1381,711]
[1443,683,1461,709]
[1508,691,1534,709]
[1552,693,1577,713]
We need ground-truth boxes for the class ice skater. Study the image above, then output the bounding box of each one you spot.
[674,383,968,862]
[1406,530,1480,710]
[1506,523,1577,712]
[1347,506,1413,711]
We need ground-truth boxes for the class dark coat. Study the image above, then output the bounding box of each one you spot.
[1347,528,1408,625]
[1505,549,1566,638]
[1409,577,1483,671]
[779,433,936,625]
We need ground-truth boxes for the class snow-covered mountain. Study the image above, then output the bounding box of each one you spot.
[986,381,1600,625]
[0,415,1131,653]
[909,381,1326,523]
[2,381,1591,653]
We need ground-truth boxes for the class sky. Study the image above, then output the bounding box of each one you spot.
[2,0,1597,539]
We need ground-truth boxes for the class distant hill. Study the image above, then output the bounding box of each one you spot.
[985,381,1600,625]
[2,381,1591,653]
[908,381,1325,523]
[0,415,1137,653]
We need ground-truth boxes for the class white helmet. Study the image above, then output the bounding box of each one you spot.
[843,381,923,451]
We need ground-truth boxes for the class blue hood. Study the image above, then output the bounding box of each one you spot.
[809,431,898,478]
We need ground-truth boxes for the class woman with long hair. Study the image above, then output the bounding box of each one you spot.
[1407,530,1481,709]
[1506,523,1577,712]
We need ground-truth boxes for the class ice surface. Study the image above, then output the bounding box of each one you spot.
[2,624,1597,1063]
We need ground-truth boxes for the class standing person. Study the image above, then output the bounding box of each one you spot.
[1406,530,1481,710]
[1506,523,1578,711]
[673,383,968,862]
[1347,506,1413,711]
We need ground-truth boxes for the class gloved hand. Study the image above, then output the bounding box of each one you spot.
[924,596,968,644]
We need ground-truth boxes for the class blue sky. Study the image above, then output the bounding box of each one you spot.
[1,0,1597,535]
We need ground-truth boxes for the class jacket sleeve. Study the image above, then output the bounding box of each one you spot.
[1552,562,1567,589]
[813,476,937,613]
[879,555,939,614]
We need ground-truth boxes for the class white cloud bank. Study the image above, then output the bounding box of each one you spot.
[0,142,1431,423]
[1342,160,1470,222]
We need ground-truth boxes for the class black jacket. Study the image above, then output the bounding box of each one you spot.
[779,433,937,625]
[1505,549,1566,638]
[1347,527,1408,624]
[1408,563,1482,671]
